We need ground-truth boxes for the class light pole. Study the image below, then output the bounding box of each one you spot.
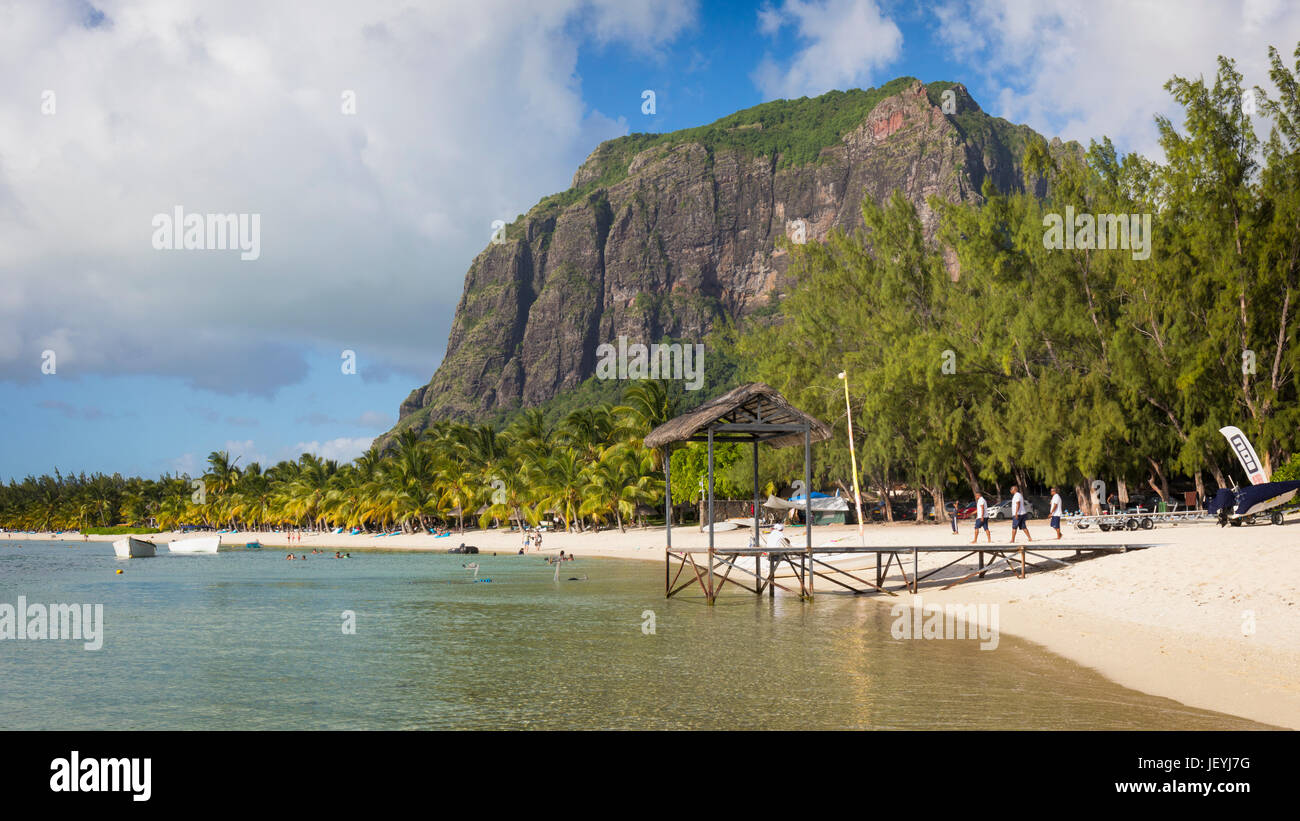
[838,371,867,547]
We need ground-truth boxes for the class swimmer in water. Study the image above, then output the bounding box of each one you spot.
[286,553,294,560]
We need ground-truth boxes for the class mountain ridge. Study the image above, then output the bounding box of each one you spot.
[385,76,1072,443]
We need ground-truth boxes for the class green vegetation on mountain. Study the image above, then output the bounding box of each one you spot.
[522,77,982,225]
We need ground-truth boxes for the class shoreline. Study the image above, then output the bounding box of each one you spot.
[9,519,1299,729]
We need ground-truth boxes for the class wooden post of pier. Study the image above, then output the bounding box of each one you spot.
[707,427,715,604]
[664,445,671,596]
[753,438,760,594]
[804,425,813,600]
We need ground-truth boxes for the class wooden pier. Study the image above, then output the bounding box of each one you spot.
[644,382,1149,604]
[665,543,1154,602]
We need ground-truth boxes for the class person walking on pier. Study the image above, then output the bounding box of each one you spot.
[971,490,991,544]
[1009,485,1032,543]
[1049,487,1063,539]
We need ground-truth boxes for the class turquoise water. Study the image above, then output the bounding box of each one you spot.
[0,539,1270,729]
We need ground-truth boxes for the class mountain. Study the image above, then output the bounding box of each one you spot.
[387,77,1066,440]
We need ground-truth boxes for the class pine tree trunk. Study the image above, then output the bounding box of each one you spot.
[1209,460,1227,490]
[881,472,894,522]
[959,451,981,496]
[1146,457,1169,501]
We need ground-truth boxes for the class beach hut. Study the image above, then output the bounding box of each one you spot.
[644,382,832,602]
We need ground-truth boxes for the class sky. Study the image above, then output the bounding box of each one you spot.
[1,0,1297,481]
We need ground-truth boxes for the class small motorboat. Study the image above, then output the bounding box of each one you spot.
[112,536,157,559]
[244,541,262,549]
[167,535,220,554]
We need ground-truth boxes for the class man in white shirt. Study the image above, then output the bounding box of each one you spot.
[1049,487,1063,539]
[1009,485,1032,542]
[765,522,791,550]
[970,490,991,544]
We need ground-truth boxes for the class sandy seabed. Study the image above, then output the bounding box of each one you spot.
[17,516,1300,729]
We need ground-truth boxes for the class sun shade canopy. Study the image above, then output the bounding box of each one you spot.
[644,382,832,449]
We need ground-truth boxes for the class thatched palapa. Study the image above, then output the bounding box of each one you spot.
[644,382,832,450]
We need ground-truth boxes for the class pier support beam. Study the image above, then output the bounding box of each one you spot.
[804,425,813,600]
[707,427,715,605]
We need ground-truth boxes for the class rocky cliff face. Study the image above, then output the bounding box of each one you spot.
[391,78,1060,435]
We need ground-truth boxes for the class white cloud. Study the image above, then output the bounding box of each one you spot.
[752,0,903,99]
[169,452,197,476]
[223,439,268,467]
[931,0,1300,159]
[292,436,375,463]
[354,410,392,429]
[0,0,696,394]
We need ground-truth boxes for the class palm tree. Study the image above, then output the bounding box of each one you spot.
[559,406,615,461]
[205,450,241,496]
[283,454,337,530]
[616,380,681,467]
[536,449,587,532]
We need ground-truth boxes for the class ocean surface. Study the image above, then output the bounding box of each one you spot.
[0,538,1271,730]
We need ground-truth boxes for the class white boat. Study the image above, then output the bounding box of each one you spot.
[167,535,221,554]
[112,536,157,558]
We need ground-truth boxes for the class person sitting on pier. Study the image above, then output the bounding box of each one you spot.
[764,522,791,550]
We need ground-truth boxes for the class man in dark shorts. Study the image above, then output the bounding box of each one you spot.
[1048,487,1063,539]
[970,490,991,543]
[1009,485,1032,542]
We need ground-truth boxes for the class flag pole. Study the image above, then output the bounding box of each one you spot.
[839,371,867,547]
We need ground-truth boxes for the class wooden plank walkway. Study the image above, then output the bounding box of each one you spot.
[665,543,1155,602]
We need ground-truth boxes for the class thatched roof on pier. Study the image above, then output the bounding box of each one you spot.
[644,382,832,450]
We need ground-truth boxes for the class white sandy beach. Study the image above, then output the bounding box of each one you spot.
[15,517,1300,728]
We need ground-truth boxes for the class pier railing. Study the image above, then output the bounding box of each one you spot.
[665,543,1152,602]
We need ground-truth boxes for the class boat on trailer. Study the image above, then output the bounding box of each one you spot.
[112,536,157,558]
[167,535,221,554]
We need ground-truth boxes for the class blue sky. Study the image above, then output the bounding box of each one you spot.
[2,0,1296,481]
